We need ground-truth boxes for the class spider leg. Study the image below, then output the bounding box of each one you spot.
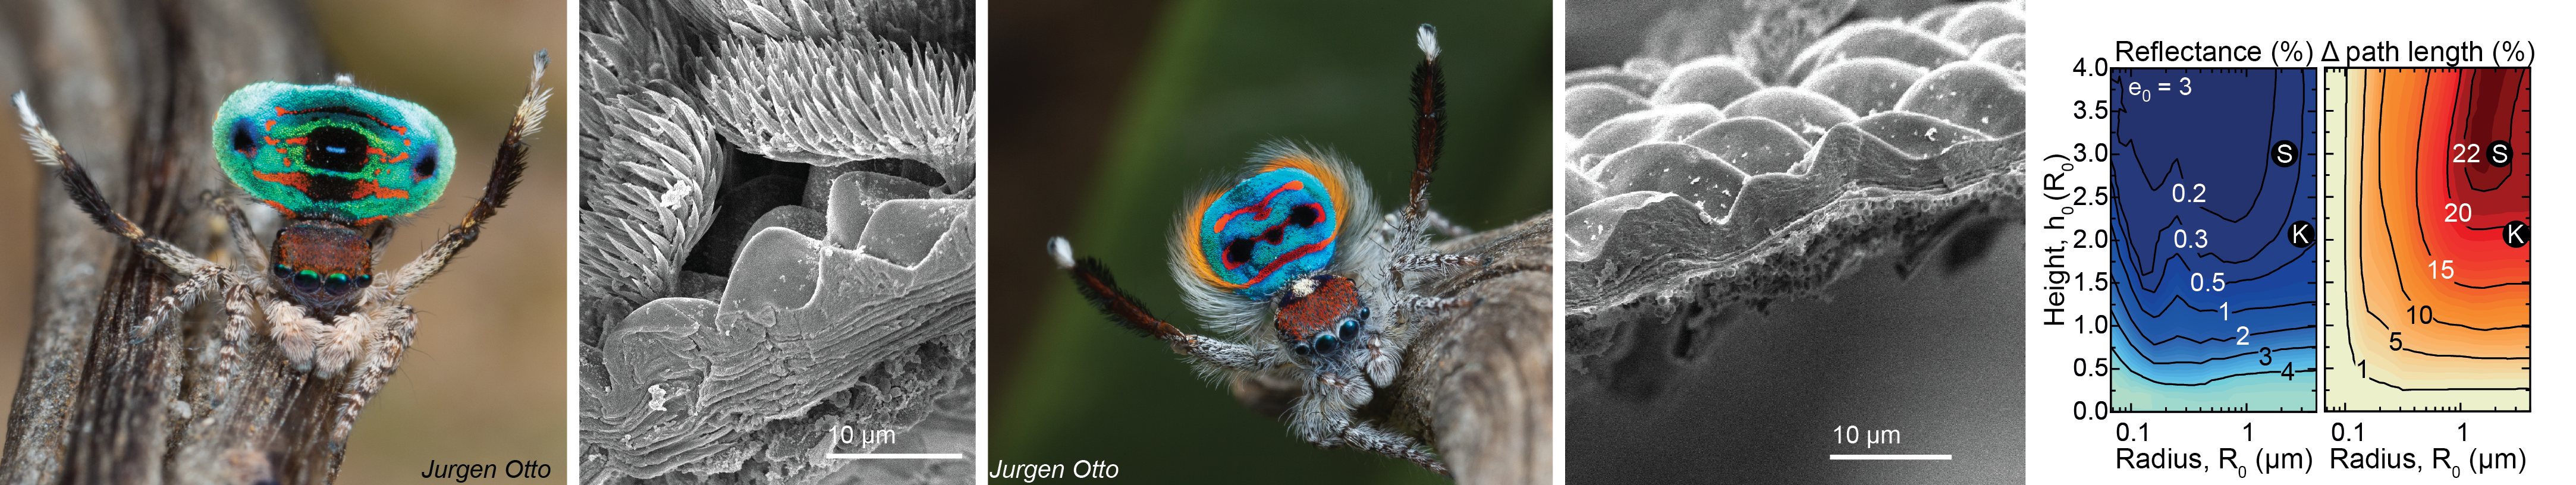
[14,93,225,278]
[18,94,262,387]
[1290,390,1448,475]
[1340,419,1448,476]
[139,266,224,336]
[1394,294,1473,313]
[212,195,266,269]
[213,274,256,399]
[1400,24,1446,229]
[1418,208,1472,240]
[1047,237,1269,373]
[374,50,549,304]
[1390,253,1483,273]
[329,304,417,445]
[209,199,265,398]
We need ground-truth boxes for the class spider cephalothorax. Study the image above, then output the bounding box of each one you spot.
[1049,25,1478,475]
[1276,275,1368,367]
[268,219,380,311]
[12,51,551,446]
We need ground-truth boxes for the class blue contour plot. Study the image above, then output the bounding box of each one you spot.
[2107,68,2318,412]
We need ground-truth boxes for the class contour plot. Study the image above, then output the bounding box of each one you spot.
[2321,68,2531,411]
[2108,68,2319,412]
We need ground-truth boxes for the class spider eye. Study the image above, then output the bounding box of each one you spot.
[354,274,372,287]
[272,264,292,279]
[1339,319,1359,341]
[1314,333,1339,354]
[1292,342,1312,356]
[325,273,350,289]
[291,270,322,291]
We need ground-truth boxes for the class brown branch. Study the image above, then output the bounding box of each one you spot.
[1405,215,1555,485]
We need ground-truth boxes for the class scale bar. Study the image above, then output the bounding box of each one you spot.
[827,453,966,459]
[1830,454,1952,460]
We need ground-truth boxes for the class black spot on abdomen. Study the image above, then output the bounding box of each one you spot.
[305,126,369,173]
[413,144,438,178]
[302,173,363,202]
[230,118,259,155]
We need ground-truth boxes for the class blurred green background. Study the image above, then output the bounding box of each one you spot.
[0,1,566,481]
[990,0,1549,482]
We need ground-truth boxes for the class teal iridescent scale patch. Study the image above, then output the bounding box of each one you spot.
[1189,166,1341,298]
[215,83,454,223]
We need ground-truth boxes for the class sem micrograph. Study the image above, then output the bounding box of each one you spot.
[1565,1,2025,483]
[574,1,976,483]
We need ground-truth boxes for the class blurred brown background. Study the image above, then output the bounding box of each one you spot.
[0,0,567,480]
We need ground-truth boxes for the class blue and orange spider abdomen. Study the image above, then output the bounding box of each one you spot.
[215,83,455,223]
[1183,155,1349,299]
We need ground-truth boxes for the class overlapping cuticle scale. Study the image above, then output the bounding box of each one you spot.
[1562,2,2027,354]
[586,169,975,481]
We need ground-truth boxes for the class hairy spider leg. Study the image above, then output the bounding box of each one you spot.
[1391,25,1482,267]
[1386,24,1483,327]
[213,198,274,401]
[15,93,279,407]
[1284,371,1447,474]
[331,49,549,446]
[1403,23,1445,233]
[1048,238,1268,374]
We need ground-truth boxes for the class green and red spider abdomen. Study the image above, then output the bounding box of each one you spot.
[215,83,455,223]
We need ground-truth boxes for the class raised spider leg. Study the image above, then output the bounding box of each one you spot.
[16,93,269,353]
[369,49,549,306]
[330,49,548,443]
[20,92,317,386]
[1399,23,1445,235]
[1047,237,1270,373]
